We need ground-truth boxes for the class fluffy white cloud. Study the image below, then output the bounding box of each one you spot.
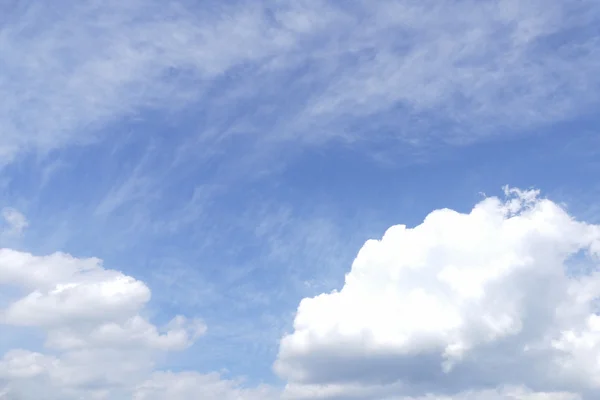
[0,347,153,399]
[0,250,157,329]
[276,188,600,399]
[0,350,52,379]
[0,357,281,400]
[0,249,234,399]
[44,315,206,351]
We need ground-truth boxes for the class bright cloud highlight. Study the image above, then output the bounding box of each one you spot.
[277,188,600,399]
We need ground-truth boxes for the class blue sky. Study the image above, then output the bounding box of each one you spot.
[2,1,600,399]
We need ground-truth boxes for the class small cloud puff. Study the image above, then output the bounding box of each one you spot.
[1,207,28,237]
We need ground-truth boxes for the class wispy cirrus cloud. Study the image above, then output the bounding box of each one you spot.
[1,0,599,167]
[0,0,291,163]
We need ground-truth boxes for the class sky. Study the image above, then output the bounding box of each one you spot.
[1,0,600,399]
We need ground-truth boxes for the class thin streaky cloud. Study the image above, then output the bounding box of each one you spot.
[1,0,599,166]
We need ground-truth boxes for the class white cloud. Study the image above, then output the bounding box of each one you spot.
[276,188,600,399]
[2,352,281,399]
[0,250,153,327]
[0,350,52,380]
[43,315,206,352]
[282,383,581,400]
[132,371,279,400]
[0,249,246,399]
[0,348,151,399]
[1,208,28,237]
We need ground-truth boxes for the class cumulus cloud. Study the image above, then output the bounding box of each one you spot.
[276,188,600,399]
[0,249,214,398]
